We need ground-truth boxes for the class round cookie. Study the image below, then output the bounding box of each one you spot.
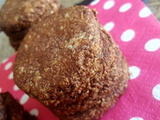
[0,0,61,50]
[13,6,129,120]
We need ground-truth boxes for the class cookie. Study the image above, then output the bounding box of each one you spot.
[13,6,129,120]
[0,92,37,120]
[0,0,61,50]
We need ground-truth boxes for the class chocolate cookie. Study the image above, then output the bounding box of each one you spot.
[13,6,129,120]
[0,0,61,50]
[0,92,37,120]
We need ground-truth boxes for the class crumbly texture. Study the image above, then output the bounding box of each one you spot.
[0,0,61,50]
[0,92,37,120]
[14,6,129,120]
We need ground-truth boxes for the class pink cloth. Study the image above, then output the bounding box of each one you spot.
[0,0,160,120]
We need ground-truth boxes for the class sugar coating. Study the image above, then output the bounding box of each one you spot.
[14,6,129,120]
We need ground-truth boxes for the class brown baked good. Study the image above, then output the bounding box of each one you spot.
[0,0,61,50]
[13,6,129,120]
[0,92,37,120]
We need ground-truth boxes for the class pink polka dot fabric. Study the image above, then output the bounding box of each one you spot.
[0,0,160,120]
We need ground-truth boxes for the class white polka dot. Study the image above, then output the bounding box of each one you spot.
[152,84,160,101]
[0,88,2,93]
[139,7,152,18]
[30,109,39,117]
[13,85,19,91]
[104,22,114,31]
[121,29,135,42]
[4,62,12,70]
[119,3,132,12]
[90,0,100,6]
[103,0,115,10]
[129,66,140,79]
[130,117,144,120]
[20,94,29,105]
[144,38,160,52]
[8,72,13,80]
[2,58,8,63]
